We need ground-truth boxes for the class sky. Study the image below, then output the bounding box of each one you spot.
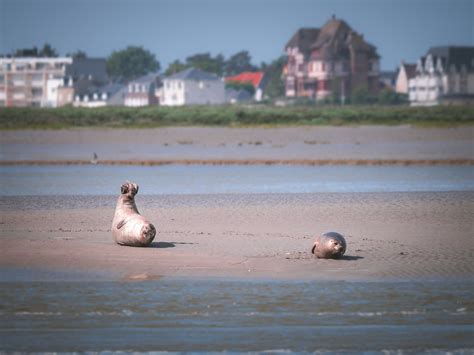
[1,0,473,71]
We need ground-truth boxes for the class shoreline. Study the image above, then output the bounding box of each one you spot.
[2,158,474,166]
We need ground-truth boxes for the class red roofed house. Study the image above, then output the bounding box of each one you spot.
[225,71,266,101]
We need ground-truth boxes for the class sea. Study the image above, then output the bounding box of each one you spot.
[0,164,473,353]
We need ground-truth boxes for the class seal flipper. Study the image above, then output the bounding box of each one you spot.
[311,242,317,254]
[116,219,127,230]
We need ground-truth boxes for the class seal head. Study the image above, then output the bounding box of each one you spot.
[311,232,347,259]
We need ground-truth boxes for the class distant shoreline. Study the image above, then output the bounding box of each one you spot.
[2,158,473,166]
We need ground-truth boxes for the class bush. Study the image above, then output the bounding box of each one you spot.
[0,104,473,129]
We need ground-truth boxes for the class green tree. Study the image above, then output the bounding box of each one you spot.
[185,52,225,75]
[69,50,87,59]
[39,43,58,57]
[224,50,256,76]
[351,84,370,104]
[107,46,160,81]
[164,59,189,76]
[260,56,286,99]
[14,43,58,57]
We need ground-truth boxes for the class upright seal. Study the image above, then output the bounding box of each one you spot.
[311,232,346,259]
[112,182,156,247]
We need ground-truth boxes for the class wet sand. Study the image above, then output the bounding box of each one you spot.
[1,192,472,281]
[2,125,473,163]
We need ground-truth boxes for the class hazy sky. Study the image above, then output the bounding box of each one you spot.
[1,0,473,70]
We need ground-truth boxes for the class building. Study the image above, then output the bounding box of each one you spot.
[73,81,125,107]
[225,87,253,104]
[284,16,380,101]
[124,73,161,107]
[57,58,108,107]
[0,57,72,107]
[408,46,474,106]
[379,71,397,90]
[395,62,416,94]
[225,72,267,101]
[161,67,225,106]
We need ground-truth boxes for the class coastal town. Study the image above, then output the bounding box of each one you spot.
[1,16,473,109]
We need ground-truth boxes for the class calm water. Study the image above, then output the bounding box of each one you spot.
[0,279,473,353]
[1,164,473,195]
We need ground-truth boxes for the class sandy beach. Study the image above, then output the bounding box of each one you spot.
[2,125,473,163]
[1,192,472,281]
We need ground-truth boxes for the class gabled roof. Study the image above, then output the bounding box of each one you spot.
[286,16,379,61]
[311,17,351,49]
[427,46,474,71]
[285,28,320,56]
[165,67,220,81]
[66,58,108,83]
[225,72,265,88]
[129,72,161,84]
[400,63,417,79]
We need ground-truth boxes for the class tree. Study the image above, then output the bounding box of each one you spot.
[164,59,189,76]
[107,46,160,81]
[224,50,256,76]
[69,50,87,59]
[14,43,58,57]
[185,52,225,75]
[260,56,286,99]
[39,43,58,57]
[351,84,370,104]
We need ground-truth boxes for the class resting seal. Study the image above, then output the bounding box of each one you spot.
[112,182,156,247]
[311,232,346,259]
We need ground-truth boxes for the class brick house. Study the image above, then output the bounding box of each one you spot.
[284,16,380,101]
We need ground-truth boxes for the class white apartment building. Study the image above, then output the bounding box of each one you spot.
[161,67,225,106]
[0,57,72,107]
[408,47,474,106]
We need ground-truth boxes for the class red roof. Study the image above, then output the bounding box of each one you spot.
[225,72,264,88]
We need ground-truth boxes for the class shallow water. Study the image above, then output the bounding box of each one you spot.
[0,279,472,353]
[1,164,473,195]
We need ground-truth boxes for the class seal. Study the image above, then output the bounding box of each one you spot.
[111,181,156,247]
[311,232,346,259]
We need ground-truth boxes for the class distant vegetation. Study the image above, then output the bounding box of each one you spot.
[1,105,473,129]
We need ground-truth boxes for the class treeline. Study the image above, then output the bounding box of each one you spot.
[1,105,472,129]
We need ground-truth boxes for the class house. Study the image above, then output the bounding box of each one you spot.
[225,71,266,101]
[408,46,474,106]
[225,88,253,104]
[161,67,225,106]
[73,81,125,107]
[124,73,161,107]
[57,58,108,107]
[0,57,72,107]
[284,16,380,101]
[379,71,397,90]
[395,62,416,94]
